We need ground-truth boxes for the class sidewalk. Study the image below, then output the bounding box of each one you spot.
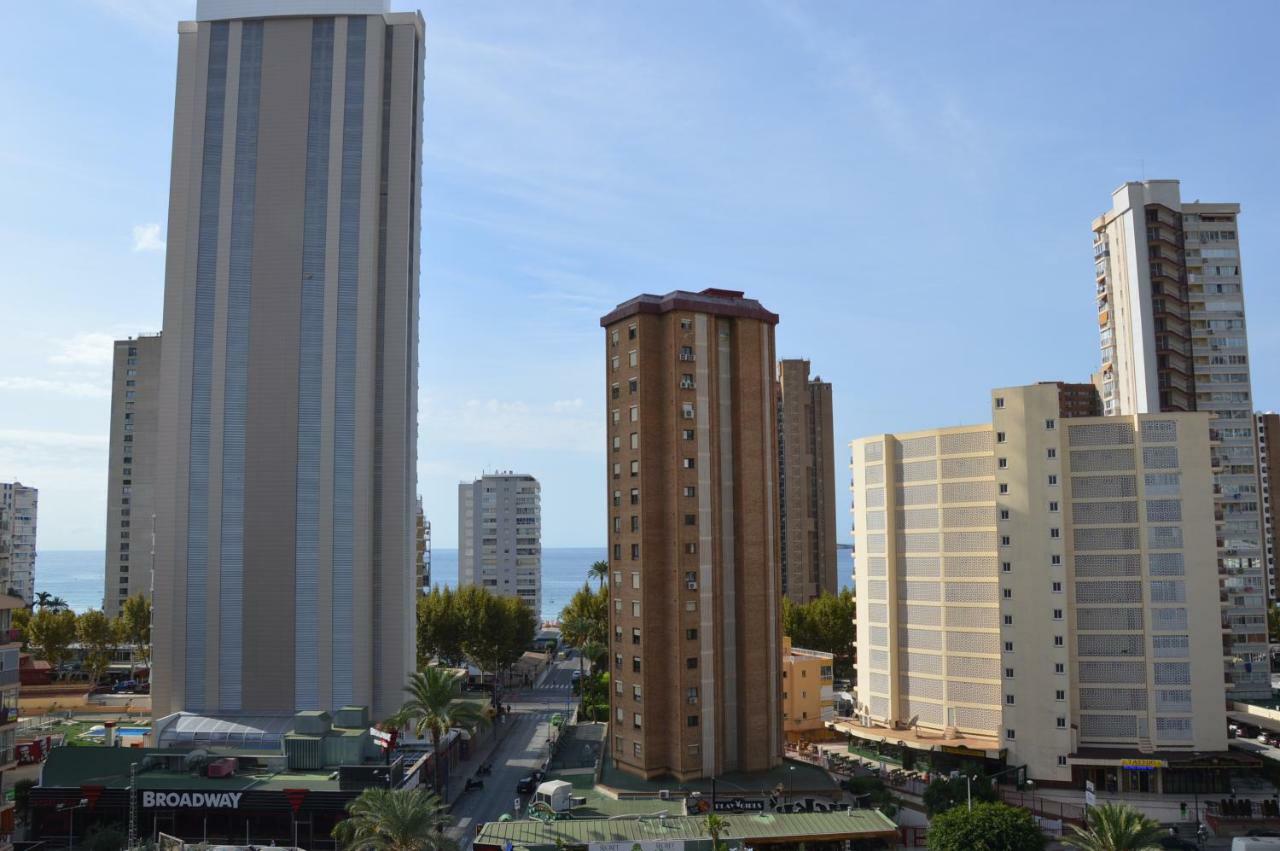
[445,712,516,805]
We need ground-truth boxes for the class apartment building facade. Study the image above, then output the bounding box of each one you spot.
[104,335,161,616]
[777,359,838,603]
[458,474,541,613]
[152,0,423,721]
[848,384,1228,793]
[1094,180,1267,698]
[0,484,36,604]
[1258,413,1278,600]
[601,288,783,781]
[782,637,835,743]
[415,497,431,593]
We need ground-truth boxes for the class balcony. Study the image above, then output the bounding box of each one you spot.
[0,708,15,727]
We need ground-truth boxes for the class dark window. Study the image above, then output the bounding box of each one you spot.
[687,715,700,728]
[686,628,698,640]
[686,657,698,669]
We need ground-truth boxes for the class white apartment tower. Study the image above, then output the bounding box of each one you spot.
[0,484,37,604]
[1094,180,1266,699]
[849,384,1229,793]
[458,474,541,615]
[104,334,161,616]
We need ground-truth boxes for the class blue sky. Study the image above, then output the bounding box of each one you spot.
[1,1,1278,551]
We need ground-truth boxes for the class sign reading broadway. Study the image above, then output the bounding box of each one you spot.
[142,791,244,809]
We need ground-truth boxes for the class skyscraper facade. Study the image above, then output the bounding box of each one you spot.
[1258,412,1278,599]
[848,384,1228,791]
[0,484,36,604]
[152,0,423,721]
[104,334,161,616]
[415,496,430,593]
[457,474,541,614]
[601,288,783,781]
[1093,180,1266,699]
[777,359,838,603]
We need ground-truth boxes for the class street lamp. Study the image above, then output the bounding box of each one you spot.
[789,765,796,805]
[58,798,89,850]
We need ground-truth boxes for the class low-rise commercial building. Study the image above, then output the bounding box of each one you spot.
[845,383,1232,794]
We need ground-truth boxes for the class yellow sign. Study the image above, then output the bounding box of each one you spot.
[1120,758,1166,769]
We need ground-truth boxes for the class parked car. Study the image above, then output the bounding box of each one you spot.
[516,776,536,795]
[111,680,138,694]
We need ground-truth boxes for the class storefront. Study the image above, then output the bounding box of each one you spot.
[1070,750,1259,796]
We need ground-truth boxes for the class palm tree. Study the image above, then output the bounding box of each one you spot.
[392,668,490,800]
[33,592,52,612]
[332,787,455,851]
[48,596,68,611]
[561,615,594,689]
[1063,802,1166,851]
[588,561,609,589]
[704,814,730,851]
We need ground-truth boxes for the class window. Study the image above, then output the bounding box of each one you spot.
[615,653,622,669]
[631,544,640,560]
[683,486,696,497]
[686,628,698,640]
[1050,528,1060,539]
[611,409,620,424]
[613,517,621,533]
[611,384,620,400]
[1053,609,1063,620]
[998,458,1008,469]
[679,346,694,361]
[1053,635,1064,646]
[615,679,622,693]
[629,378,638,394]
[613,544,621,560]
[1001,535,1011,546]
[628,350,638,367]
[680,319,692,331]
[1045,419,1056,430]
[631,432,639,450]
[687,657,698,669]
[995,397,1005,409]
[1049,500,1059,512]
[630,460,640,477]
[1058,756,1068,767]
[610,329,619,346]
[1048,474,1058,486]
[1056,717,1066,729]
[1004,615,1013,625]
[632,657,641,673]
[684,514,696,526]
[1055,662,1065,674]
[681,373,695,389]
[1002,561,1011,572]
[687,715,699,727]
[683,458,696,469]
[996,431,1006,443]
[1047,447,1057,459]
[630,405,639,422]
[611,356,619,370]
[1051,554,1061,566]
[628,323,637,340]
[1003,588,1012,599]
[1006,729,1016,740]
[632,572,640,588]
[630,488,640,505]
[999,483,1009,494]
[1000,509,1010,520]
[632,601,640,616]
[1006,694,1016,705]
[1004,641,1014,652]
[1052,581,1062,593]
[687,687,698,703]
[1005,667,1014,678]
[633,713,642,729]
[685,542,697,554]
[632,628,641,645]
[682,429,695,440]
[612,463,621,479]
[612,436,620,452]
[1055,689,1065,701]
[681,403,695,420]
[634,742,642,757]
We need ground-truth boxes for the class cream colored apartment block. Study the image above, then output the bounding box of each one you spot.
[851,384,1226,786]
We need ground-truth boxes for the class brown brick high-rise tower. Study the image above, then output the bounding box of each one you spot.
[601,288,783,781]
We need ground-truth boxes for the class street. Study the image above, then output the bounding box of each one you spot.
[446,657,581,851]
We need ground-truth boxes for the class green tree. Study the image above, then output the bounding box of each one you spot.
[927,801,1045,851]
[782,590,856,678]
[416,586,466,668]
[391,668,490,797]
[117,594,152,676]
[11,608,30,648]
[332,787,455,851]
[922,774,997,817]
[588,560,609,589]
[704,814,730,851]
[85,825,128,851]
[1062,802,1165,851]
[560,583,607,643]
[33,591,53,611]
[13,778,35,824]
[76,610,119,686]
[1269,604,1280,645]
[460,590,536,705]
[27,608,77,680]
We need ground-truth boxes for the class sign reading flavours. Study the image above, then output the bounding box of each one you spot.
[142,791,244,809]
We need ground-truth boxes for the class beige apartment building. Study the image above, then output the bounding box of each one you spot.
[1257,413,1278,599]
[458,474,541,614]
[782,637,835,744]
[601,288,783,781]
[0,484,36,604]
[777,359,838,603]
[152,0,422,722]
[846,383,1230,794]
[104,334,161,616]
[1094,180,1267,699]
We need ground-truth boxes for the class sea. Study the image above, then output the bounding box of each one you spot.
[33,547,608,624]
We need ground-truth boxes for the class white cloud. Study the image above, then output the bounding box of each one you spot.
[49,332,117,367]
[132,223,166,252]
[422,396,602,453]
[0,377,109,399]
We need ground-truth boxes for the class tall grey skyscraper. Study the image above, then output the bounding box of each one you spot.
[458,474,542,615]
[0,483,36,603]
[776,358,837,603]
[104,334,161,616]
[1094,180,1267,699]
[153,0,423,722]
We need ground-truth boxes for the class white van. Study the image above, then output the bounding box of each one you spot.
[1231,837,1280,851]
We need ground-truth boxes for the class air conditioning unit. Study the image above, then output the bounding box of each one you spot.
[659,789,670,800]
[687,581,698,590]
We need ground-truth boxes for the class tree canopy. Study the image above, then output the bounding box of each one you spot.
[332,787,456,851]
[1062,802,1166,851]
[27,608,77,678]
[782,589,855,677]
[927,801,1046,851]
[76,610,119,685]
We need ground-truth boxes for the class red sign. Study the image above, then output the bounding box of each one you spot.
[283,788,308,814]
[80,785,105,810]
